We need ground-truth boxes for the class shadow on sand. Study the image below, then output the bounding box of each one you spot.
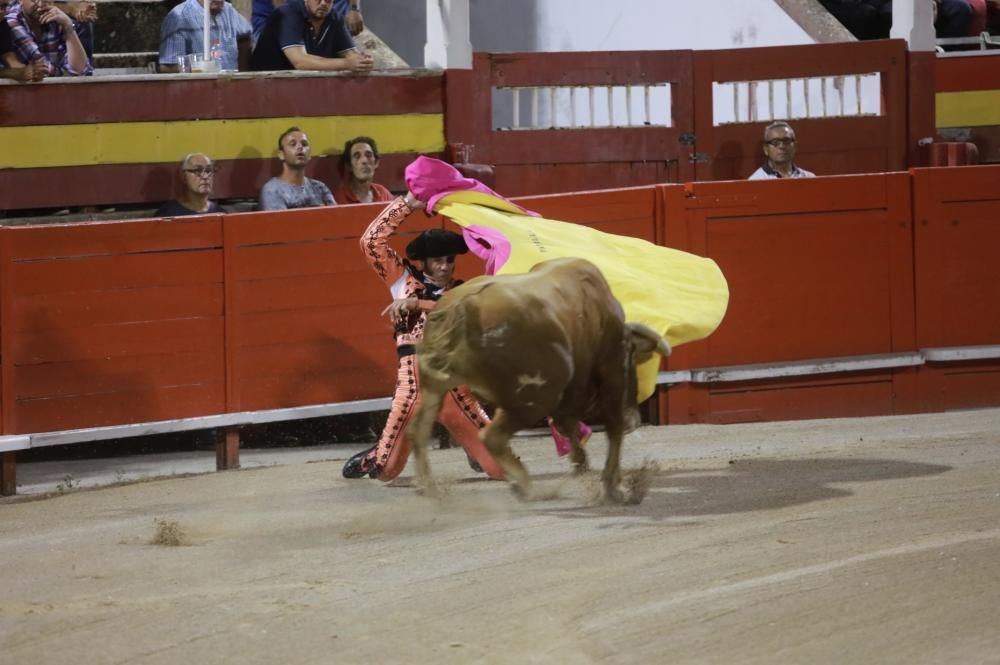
[537,457,952,524]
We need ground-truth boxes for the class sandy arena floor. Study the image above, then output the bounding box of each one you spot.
[2,409,999,665]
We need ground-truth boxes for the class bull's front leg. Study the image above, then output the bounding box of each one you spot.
[601,420,626,504]
[407,388,446,498]
[481,409,532,499]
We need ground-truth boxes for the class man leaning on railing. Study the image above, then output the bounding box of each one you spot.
[250,0,372,72]
[2,0,92,77]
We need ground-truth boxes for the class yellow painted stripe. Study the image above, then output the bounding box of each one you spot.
[1,114,444,169]
[936,90,1000,129]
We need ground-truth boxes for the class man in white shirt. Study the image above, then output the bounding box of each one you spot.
[748,121,816,180]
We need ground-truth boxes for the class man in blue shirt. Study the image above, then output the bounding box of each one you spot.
[252,0,362,41]
[251,0,372,72]
[159,0,252,73]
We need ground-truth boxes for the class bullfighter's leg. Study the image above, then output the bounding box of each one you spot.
[438,388,504,480]
[480,408,532,498]
[343,355,420,482]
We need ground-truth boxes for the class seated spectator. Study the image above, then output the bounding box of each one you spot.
[259,127,336,210]
[334,136,394,204]
[252,0,362,41]
[966,0,987,36]
[56,1,96,66]
[4,0,92,76]
[156,153,224,217]
[159,0,251,73]
[748,121,816,180]
[988,0,1000,33]
[250,0,373,72]
[819,0,885,40]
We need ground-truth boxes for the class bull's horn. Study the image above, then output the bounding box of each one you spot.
[627,322,672,357]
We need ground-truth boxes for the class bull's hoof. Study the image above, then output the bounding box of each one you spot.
[416,480,446,499]
[602,486,626,505]
[508,482,532,501]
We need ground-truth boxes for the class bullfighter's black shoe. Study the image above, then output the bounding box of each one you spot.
[342,446,377,479]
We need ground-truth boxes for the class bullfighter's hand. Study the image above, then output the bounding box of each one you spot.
[403,191,425,211]
[381,297,419,324]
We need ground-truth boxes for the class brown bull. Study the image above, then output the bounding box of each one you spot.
[408,257,671,503]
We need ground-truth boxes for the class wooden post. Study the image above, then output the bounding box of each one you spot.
[1,452,15,496]
[216,426,241,470]
[891,0,936,51]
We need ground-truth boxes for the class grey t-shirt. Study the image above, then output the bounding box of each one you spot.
[259,177,336,210]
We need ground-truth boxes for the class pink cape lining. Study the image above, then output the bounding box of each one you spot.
[461,225,512,276]
[404,156,538,217]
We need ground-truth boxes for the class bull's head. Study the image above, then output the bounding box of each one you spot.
[622,323,672,432]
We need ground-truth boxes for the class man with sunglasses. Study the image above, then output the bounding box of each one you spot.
[156,153,224,217]
[749,121,815,180]
[342,193,504,481]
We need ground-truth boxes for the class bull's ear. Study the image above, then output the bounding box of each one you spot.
[627,322,672,359]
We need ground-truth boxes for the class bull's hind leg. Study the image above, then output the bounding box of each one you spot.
[407,387,447,497]
[481,409,532,498]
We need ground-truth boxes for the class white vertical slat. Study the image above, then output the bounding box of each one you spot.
[733,83,740,123]
[644,85,652,126]
[607,85,614,127]
[820,76,828,117]
[549,86,556,128]
[785,79,792,119]
[855,75,862,115]
[804,78,811,118]
[531,87,539,127]
[589,86,596,127]
[768,80,775,121]
[625,86,633,125]
[570,86,577,127]
[512,87,520,129]
[749,81,758,122]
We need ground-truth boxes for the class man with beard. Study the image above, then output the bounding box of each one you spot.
[334,136,394,205]
[259,127,336,210]
[748,121,815,180]
[250,0,372,72]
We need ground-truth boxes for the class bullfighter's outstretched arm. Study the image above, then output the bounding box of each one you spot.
[360,197,413,287]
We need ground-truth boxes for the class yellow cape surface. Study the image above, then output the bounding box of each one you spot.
[434,191,730,401]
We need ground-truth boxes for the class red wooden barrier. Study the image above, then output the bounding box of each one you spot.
[659,173,916,424]
[909,165,1000,411]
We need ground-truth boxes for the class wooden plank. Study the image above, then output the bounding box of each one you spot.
[6,218,223,260]
[238,304,385,347]
[14,351,224,400]
[12,318,224,364]
[216,426,240,471]
[489,50,694,87]
[703,40,906,82]
[496,162,677,198]
[686,174,890,214]
[13,284,224,329]
[703,375,895,423]
[237,274,388,313]
[0,75,444,127]
[12,383,225,434]
[489,128,682,166]
[237,368,392,411]
[238,338,395,377]
[10,251,223,296]
[1,452,14,496]
[0,153,425,212]
[233,243,369,281]
[935,53,1000,93]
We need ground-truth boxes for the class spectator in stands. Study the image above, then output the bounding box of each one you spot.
[935,0,974,38]
[334,136,394,205]
[158,0,252,73]
[252,0,362,42]
[156,153,224,217]
[57,1,95,66]
[749,121,816,180]
[1,1,46,80]
[259,127,336,210]
[250,0,373,72]
[988,0,1000,33]
[818,0,885,40]
[3,0,92,76]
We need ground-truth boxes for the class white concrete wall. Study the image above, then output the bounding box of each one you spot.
[367,0,812,68]
[530,0,813,53]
